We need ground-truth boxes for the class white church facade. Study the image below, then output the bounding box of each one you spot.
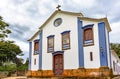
[27,9,120,78]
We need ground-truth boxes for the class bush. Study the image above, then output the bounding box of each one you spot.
[0,66,5,71]
[0,63,16,71]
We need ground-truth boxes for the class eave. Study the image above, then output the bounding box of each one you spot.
[79,17,112,32]
[27,29,41,41]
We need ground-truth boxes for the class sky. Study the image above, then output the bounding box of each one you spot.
[0,0,120,60]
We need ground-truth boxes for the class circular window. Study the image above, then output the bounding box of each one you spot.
[54,18,62,27]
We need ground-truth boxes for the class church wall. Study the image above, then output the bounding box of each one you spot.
[82,20,100,68]
[105,27,111,68]
[28,13,113,78]
[31,35,39,70]
[42,13,79,70]
[27,10,114,78]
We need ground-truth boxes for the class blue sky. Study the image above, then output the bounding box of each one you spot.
[0,0,120,60]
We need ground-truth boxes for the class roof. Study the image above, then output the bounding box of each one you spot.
[79,17,112,32]
[39,10,83,29]
[27,29,41,41]
[28,10,83,41]
[28,10,112,41]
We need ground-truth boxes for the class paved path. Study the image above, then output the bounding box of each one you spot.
[2,76,27,79]
[2,76,120,79]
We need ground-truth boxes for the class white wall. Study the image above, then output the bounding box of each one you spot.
[105,27,111,68]
[42,13,79,70]
[31,35,39,70]
[82,21,100,68]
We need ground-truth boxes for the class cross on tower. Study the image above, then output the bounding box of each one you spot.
[56,5,61,11]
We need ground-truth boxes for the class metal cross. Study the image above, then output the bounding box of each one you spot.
[56,5,61,11]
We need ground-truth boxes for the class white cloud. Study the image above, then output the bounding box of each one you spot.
[72,0,96,8]
[111,22,120,34]
[110,22,120,43]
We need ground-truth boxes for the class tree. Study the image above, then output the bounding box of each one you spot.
[17,58,29,71]
[0,41,22,65]
[0,16,24,74]
[111,43,120,58]
[15,58,24,67]
[0,16,23,65]
[0,16,11,41]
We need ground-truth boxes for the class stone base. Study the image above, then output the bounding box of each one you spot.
[27,67,113,78]
[27,70,54,77]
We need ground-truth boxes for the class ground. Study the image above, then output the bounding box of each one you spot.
[2,76,27,79]
[2,76,120,79]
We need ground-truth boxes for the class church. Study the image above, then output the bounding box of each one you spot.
[27,7,120,78]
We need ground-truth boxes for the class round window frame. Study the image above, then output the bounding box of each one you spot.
[54,18,62,27]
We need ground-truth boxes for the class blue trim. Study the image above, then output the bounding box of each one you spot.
[39,30,43,69]
[52,51,64,55]
[47,35,55,38]
[61,30,71,34]
[29,42,32,70]
[82,24,94,29]
[77,17,84,68]
[108,32,112,68]
[98,22,108,66]
[34,39,40,42]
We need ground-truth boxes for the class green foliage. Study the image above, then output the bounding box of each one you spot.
[0,41,22,65]
[111,43,120,58]
[17,58,29,71]
[15,58,24,66]
[0,16,11,40]
[0,16,27,72]
[0,58,28,72]
[5,64,16,71]
[17,64,28,71]
[0,63,16,71]
[0,62,16,76]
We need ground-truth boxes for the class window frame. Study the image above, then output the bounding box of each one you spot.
[83,24,94,46]
[61,31,71,50]
[90,52,93,61]
[47,35,54,53]
[54,18,62,27]
[34,39,40,55]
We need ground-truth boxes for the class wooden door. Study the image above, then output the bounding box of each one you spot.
[53,54,63,76]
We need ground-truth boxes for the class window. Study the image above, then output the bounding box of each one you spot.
[34,58,36,65]
[90,52,93,61]
[54,18,62,27]
[34,39,39,55]
[47,35,54,53]
[83,28,94,46]
[61,31,70,50]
